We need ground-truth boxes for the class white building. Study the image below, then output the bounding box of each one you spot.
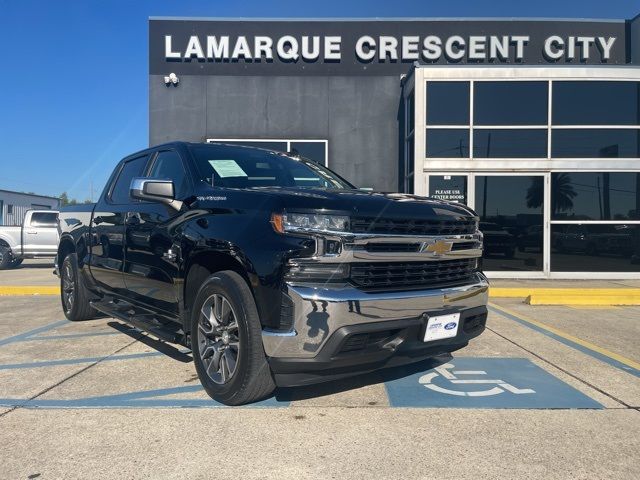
[0,189,59,226]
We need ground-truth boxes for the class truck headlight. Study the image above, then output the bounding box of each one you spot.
[271,213,349,234]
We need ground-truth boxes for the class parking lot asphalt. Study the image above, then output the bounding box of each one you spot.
[0,294,638,478]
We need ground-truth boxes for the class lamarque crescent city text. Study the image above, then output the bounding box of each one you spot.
[164,34,617,63]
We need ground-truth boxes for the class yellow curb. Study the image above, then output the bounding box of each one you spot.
[489,302,640,372]
[0,286,60,296]
[526,294,640,306]
[490,287,640,298]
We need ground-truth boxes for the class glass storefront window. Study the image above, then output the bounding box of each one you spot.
[426,82,470,125]
[551,224,640,272]
[426,129,469,157]
[428,175,467,204]
[551,172,640,221]
[552,81,640,126]
[290,142,326,165]
[552,129,640,158]
[475,176,544,272]
[474,81,548,126]
[473,129,547,158]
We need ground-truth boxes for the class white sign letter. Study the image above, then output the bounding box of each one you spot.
[422,36,442,60]
[184,36,205,59]
[597,37,616,60]
[165,35,181,59]
[445,36,465,60]
[277,35,299,61]
[544,36,564,60]
[355,36,376,61]
[254,36,273,60]
[324,36,342,60]
[301,36,320,60]
[402,36,420,60]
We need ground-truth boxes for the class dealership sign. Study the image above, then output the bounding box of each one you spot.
[150,19,628,75]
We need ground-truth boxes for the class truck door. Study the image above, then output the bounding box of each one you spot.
[23,211,58,256]
[122,149,190,315]
[89,155,149,296]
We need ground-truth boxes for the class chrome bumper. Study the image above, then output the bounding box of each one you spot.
[262,272,489,358]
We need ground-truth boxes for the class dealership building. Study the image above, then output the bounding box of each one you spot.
[149,15,640,278]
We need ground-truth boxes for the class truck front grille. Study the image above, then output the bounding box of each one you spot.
[351,217,477,236]
[350,258,477,291]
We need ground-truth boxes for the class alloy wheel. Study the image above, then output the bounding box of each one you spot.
[197,294,240,384]
[62,261,75,313]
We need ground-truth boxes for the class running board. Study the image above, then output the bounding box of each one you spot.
[90,299,186,346]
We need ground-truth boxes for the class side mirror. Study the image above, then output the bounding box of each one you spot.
[130,178,182,210]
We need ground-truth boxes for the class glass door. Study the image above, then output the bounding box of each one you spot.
[470,173,547,277]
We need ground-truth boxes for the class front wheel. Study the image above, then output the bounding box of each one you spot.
[191,270,275,406]
[10,258,23,268]
[60,253,99,321]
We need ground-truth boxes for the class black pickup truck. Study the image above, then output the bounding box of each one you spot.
[56,142,488,405]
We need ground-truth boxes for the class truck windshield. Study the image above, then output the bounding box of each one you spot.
[190,144,354,190]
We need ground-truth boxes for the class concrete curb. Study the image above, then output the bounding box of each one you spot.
[0,286,60,296]
[491,287,640,306]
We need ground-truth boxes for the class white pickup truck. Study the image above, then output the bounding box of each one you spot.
[0,210,59,269]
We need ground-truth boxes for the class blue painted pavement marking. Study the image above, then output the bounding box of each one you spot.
[384,357,603,409]
[0,385,288,409]
[488,305,640,379]
[0,320,69,347]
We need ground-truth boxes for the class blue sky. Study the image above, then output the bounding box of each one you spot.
[0,0,638,201]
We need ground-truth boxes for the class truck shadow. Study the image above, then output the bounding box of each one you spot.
[274,355,452,402]
[106,318,451,403]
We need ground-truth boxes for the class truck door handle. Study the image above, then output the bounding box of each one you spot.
[26,230,38,234]
[126,212,141,225]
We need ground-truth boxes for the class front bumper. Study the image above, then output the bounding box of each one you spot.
[262,272,489,386]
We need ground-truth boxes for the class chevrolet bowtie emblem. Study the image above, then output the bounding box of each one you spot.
[422,240,453,256]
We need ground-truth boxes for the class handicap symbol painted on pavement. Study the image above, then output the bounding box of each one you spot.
[419,363,536,397]
[384,357,603,409]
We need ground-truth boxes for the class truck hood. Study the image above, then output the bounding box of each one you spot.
[195,186,477,220]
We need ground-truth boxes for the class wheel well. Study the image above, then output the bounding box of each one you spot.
[58,238,76,263]
[183,252,253,332]
[0,239,9,249]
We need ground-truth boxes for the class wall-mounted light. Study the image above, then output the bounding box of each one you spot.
[164,73,179,86]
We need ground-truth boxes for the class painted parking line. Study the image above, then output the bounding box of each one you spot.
[384,357,602,409]
[489,303,640,378]
[0,320,69,347]
[0,385,289,409]
[25,331,122,341]
[0,351,168,370]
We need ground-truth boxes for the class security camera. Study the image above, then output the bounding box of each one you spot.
[164,73,179,86]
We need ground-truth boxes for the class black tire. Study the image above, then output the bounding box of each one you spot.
[0,246,12,270]
[60,253,99,321]
[191,270,275,406]
[10,258,23,268]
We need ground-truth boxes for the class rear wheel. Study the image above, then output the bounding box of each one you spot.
[0,246,12,270]
[191,270,275,406]
[60,253,99,321]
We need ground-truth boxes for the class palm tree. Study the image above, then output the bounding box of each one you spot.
[526,174,577,216]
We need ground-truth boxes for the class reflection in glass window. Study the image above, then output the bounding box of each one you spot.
[552,81,640,125]
[475,176,544,271]
[552,129,640,158]
[473,129,547,158]
[426,129,469,157]
[426,82,470,125]
[551,172,640,220]
[429,176,467,204]
[289,142,326,165]
[225,141,288,152]
[551,224,640,272]
[474,81,548,125]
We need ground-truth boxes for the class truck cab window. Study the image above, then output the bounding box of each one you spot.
[148,150,189,198]
[110,156,148,204]
[30,212,57,227]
